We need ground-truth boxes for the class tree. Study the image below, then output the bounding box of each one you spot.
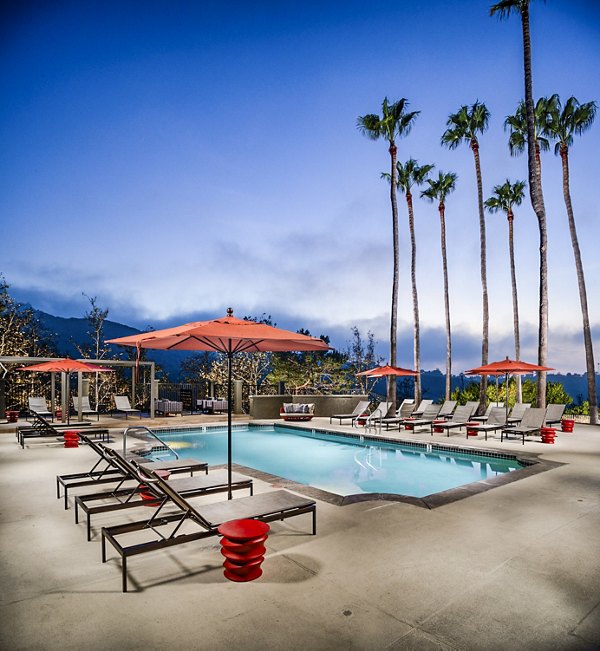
[491,0,550,409]
[357,98,419,410]
[421,171,457,400]
[383,159,434,404]
[504,98,552,170]
[441,101,490,412]
[346,326,384,395]
[485,179,527,402]
[543,94,598,425]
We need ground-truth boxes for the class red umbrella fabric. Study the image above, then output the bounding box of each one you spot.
[108,308,330,498]
[18,358,113,373]
[356,365,418,377]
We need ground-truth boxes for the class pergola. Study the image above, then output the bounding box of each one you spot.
[0,356,157,420]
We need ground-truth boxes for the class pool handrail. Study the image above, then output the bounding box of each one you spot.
[364,408,383,435]
[122,425,180,460]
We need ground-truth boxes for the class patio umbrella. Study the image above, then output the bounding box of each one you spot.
[107,308,330,499]
[19,358,113,422]
[356,365,418,404]
[465,357,554,421]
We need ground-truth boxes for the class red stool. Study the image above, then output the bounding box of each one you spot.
[541,427,556,444]
[404,418,415,431]
[5,410,19,423]
[63,430,81,448]
[218,519,270,582]
[561,418,575,433]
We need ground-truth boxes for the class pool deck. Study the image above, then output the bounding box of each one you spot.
[1,415,599,650]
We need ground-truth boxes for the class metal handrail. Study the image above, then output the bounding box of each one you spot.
[122,425,180,460]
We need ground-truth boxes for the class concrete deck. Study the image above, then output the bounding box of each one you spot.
[1,416,599,650]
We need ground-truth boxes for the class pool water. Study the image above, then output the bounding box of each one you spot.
[154,425,522,499]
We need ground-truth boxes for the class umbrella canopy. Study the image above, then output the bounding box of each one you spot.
[465,356,554,419]
[19,358,113,423]
[107,308,330,498]
[356,365,418,378]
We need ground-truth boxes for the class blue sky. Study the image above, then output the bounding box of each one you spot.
[1,0,599,373]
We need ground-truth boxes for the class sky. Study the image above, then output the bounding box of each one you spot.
[1,0,599,374]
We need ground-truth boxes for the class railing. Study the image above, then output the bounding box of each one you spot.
[364,407,383,435]
[122,425,180,460]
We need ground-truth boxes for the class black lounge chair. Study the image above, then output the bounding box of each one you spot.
[17,412,105,448]
[436,400,457,420]
[501,407,547,444]
[470,402,504,423]
[464,408,507,440]
[506,403,531,425]
[386,403,441,433]
[101,469,317,591]
[409,399,434,418]
[329,400,371,425]
[431,404,477,436]
[57,434,208,509]
[544,403,566,426]
[74,445,252,540]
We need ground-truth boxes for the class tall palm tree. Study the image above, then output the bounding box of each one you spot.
[383,159,435,404]
[485,179,526,403]
[357,98,419,410]
[421,171,457,401]
[504,98,552,170]
[441,101,490,412]
[543,95,598,425]
[491,0,549,408]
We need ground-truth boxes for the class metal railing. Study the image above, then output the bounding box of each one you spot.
[122,425,180,460]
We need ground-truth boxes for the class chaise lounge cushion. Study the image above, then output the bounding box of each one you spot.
[280,403,315,421]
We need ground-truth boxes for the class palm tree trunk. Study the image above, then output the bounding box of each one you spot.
[388,143,399,411]
[471,140,489,413]
[508,212,522,403]
[407,192,421,404]
[521,3,548,407]
[560,145,598,424]
[439,202,452,400]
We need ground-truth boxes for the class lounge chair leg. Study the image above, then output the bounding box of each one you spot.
[64,487,69,510]
[122,557,128,593]
[101,533,106,563]
[312,508,316,535]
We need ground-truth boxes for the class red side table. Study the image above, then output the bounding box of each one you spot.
[63,430,81,448]
[139,469,170,505]
[218,519,270,582]
[5,410,19,423]
[432,419,445,433]
[541,427,556,444]
[561,418,575,433]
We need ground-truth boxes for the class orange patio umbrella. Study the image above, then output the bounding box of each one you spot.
[108,308,330,498]
[19,358,113,422]
[465,356,554,420]
[356,365,418,377]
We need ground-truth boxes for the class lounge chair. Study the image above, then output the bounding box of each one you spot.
[431,404,478,436]
[27,396,53,421]
[362,402,394,429]
[544,403,566,426]
[501,407,547,444]
[464,407,507,440]
[471,402,505,423]
[74,444,252,541]
[437,400,457,420]
[398,403,443,434]
[101,470,317,591]
[56,434,208,509]
[380,399,417,430]
[329,400,371,425]
[72,395,100,421]
[410,399,434,417]
[16,412,105,449]
[112,395,142,419]
[464,400,480,416]
[507,403,530,424]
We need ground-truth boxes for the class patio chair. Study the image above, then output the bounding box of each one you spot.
[431,405,478,437]
[74,443,252,540]
[27,396,53,421]
[464,407,507,440]
[72,395,100,421]
[362,402,394,429]
[56,434,208,509]
[379,399,416,430]
[410,399,434,417]
[397,403,442,434]
[329,400,371,425]
[437,400,457,420]
[112,395,142,419]
[507,403,531,424]
[501,407,547,444]
[16,411,105,449]
[465,400,481,416]
[101,469,317,591]
[544,403,566,426]
[471,402,504,423]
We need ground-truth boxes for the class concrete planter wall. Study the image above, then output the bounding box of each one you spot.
[249,394,369,419]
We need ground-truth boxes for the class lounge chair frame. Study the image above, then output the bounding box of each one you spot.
[17,412,105,448]
[329,400,371,425]
[501,408,547,445]
[112,395,142,419]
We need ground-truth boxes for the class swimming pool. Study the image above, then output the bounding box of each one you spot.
[147,424,525,502]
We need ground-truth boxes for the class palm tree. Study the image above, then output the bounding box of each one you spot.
[491,0,549,409]
[485,179,526,403]
[421,171,457,401]
[383,159,435,404]
[357,98,419,410]
[504,98,552,170]
[543,95,598,425]
[441,101,490,413]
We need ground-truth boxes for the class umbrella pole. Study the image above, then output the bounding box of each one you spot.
[227,348,233,500]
